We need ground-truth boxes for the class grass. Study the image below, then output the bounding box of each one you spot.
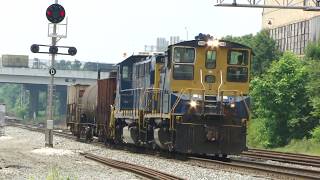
[271,138,320,156]
[30,168,77,180]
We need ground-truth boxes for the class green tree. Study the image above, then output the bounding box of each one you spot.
[0,84,21,112]
[55,60,72,70]
[305,40,320,60]
[71,60,82,70]
[306,60,320,118]
[304,42,320,119]
[250,52,314,147]
[311,126,320,142]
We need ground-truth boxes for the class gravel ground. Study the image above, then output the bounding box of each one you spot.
[0,127,266,180]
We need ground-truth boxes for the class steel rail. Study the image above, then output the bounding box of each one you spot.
[248,148,320,162]
[9,122,320,179]
[188,157,320,180]
[80,152,184,180]
[242,150,320,168]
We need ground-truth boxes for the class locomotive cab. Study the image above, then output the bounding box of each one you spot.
[158,38,251,155]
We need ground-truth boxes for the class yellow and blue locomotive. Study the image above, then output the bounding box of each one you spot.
[112,35,251,155]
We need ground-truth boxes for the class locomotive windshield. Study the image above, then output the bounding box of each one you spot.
[228,50,248,65]
[206,50,216,69]
[173,47,195,63]
[172,47,195,80]
[227,67,248,82]
[173,64,194,80]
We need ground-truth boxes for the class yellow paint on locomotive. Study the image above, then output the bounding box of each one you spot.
[170,45,251,96]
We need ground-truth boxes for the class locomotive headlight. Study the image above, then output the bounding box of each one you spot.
[230,102,236,108]
[207,40,219,47]
[190,100,197,108]
[192,94,202,99]
[192,94,199,98]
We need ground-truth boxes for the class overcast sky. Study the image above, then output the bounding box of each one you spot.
[0,0,262,63]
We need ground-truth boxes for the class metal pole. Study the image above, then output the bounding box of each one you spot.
[45,0,58,148]
[185,27,188,40]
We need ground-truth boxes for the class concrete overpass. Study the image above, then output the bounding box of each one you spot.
[0,67,110,85]
[0,67,114,118]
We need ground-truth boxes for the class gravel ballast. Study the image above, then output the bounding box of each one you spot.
[0,127,265,180]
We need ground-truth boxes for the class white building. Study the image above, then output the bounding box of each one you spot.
[156,37,169,52]
[170,36,181,45]
[263,0,320,54]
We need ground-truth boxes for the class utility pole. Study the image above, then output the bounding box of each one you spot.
[185,27,189,40]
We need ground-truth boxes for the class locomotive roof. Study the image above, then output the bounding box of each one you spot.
[116,55,149,65]
[170,39,252,50]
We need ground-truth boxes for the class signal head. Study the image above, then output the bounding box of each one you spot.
[68,47,77,56]
[49,46,58,54]
[46,4,66,24]
[30,44,40,53]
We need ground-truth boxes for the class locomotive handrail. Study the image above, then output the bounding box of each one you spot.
[217,70,223,101]
[120,88,143,118]
[120,88,143,93]
[240,92,251,119]
[143,88,166,115]
[200,69,205,90]
[140,88,165,129]
[170,88,205,114]
[169,88,205,130]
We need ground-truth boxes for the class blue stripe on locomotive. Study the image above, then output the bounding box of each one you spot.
[170,94,189,114]
[235,97,250,119]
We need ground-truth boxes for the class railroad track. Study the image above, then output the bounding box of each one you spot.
[242,148,320,168]
[189,157,320,180]
[80,152,184,180]
[8,123,320,179]
[6,122,77,140]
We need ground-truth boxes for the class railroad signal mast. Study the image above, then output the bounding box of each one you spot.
[215,0,320,11]
[30,0,77,148]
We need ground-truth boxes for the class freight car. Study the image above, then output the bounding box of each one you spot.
[67,36,251,156]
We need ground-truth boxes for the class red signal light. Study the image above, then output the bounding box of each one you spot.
[47,10,52,16]
[59,10,65,17]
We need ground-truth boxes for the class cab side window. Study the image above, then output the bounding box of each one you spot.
[122,66,129,80]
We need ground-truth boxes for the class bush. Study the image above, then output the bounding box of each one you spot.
[247,118,269,148]
[250,52,314,147]
[273,138,320,155]
[311,126,320,142]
